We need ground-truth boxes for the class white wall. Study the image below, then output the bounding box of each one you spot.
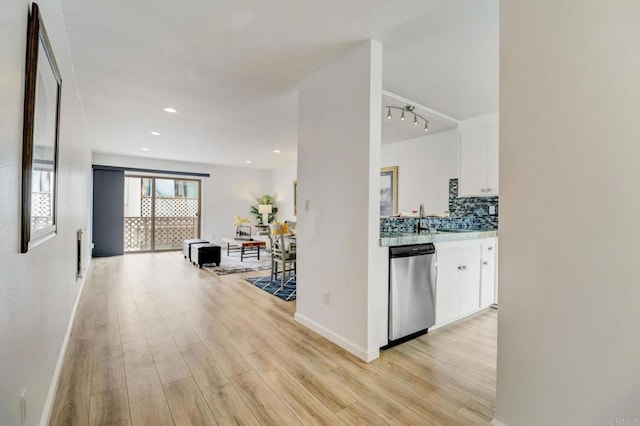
[497,1,640,425]
[92,153,273,245]
[295,40,383,361]
[272,164,297,222]
[0,1,92,424]
[381,129,459,215]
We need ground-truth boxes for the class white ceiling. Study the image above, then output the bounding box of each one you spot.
[60,0,497,169]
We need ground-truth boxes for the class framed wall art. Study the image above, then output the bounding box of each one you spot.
[21,2,62,253]
[380,166,398,217]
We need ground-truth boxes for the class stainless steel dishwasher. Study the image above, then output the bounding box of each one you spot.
[386,243,436,347]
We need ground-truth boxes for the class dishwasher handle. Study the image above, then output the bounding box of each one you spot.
[390,243,435,258]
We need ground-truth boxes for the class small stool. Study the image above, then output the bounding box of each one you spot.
[183,239,209,261]
[192,244,221,268]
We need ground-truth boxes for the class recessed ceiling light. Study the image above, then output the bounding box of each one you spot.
[273,150,281,153]
[141,148,150,151]
[245,160,252,164]
[162,107,177,113]
[150,131,160,136]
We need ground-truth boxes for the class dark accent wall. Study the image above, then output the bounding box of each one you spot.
[381,178,499,234]
[92,168,124,256]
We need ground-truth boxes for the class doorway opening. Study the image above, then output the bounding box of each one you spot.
[124,176,201,252]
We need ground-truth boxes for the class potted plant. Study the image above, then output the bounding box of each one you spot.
[250,195,278,224]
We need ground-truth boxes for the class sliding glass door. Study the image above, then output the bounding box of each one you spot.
[124,176,200,252]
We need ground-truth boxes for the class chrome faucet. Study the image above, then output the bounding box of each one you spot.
[416,202,429,234]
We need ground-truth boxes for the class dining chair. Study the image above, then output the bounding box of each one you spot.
[268,223,296,291]
[284,220,297,236]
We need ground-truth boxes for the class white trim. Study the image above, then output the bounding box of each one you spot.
[431,306,495,331]
[492,419,507,426]
[294,312,379,362]
[39,260,91,426]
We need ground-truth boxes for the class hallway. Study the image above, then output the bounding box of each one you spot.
[50,252,496,425]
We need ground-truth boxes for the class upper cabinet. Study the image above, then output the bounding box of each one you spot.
[459,113,499,197]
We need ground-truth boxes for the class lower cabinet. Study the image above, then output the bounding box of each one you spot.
[459,259,481,316]
[436,258,481,324]
[435,238,496,327]
[480,255,496,307]
[435,260,462,325]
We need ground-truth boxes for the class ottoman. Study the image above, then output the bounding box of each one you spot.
[183,239,209,261]
[192,244,221,268]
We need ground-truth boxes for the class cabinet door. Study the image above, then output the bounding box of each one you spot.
[485,122,499,195]
[459,126,487,197]
[459,259,481,316]
[436,261,461,325]
[480,255,496,307]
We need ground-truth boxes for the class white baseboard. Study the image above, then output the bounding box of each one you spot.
[39,260,91,426]
[294,312,379,362]
[492,419,507,426]
[430,306,494,331]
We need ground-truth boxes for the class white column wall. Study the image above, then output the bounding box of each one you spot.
[0,1,92,424]
[381,129,460,215]
[92,153,273,245]
[295,40,383,361]
[497,1,640,425]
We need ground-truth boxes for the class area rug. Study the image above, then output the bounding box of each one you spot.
[202,252,271,275]
[246,275,296,301]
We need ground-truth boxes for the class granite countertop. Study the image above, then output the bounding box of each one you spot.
[380,229,498,247]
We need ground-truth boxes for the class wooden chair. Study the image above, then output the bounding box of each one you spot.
[268,223,296,291]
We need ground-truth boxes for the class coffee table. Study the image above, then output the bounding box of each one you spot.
[222,238,266,262]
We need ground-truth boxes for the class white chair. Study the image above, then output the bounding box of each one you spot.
[268,223,296,291]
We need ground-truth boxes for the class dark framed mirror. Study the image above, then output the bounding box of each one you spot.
[21,2,62,253]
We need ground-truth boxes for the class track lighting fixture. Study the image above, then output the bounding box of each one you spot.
[385,105,430,132]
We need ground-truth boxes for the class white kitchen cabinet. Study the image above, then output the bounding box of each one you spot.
[480,239,496,307]
[480,255,496,307]
[459,114,499,197]
[435,257,481,325]
[459,259,481,316]
[435,238,496,327]
[435,260,462,325]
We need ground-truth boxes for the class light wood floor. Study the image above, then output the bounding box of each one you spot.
[50,252,497,425]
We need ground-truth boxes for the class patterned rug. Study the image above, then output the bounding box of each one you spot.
[202,251,271,275]
[246,275,297,301]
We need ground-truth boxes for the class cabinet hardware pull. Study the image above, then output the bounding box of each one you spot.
[483,261,489,266]
[488,247,494,251]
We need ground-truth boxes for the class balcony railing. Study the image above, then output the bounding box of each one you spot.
[124,216,198,251]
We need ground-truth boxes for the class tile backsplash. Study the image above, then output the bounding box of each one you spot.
[380,178,499,234]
